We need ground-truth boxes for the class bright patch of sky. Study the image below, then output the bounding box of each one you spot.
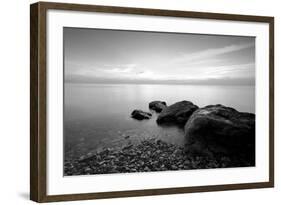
[64,28,255,85]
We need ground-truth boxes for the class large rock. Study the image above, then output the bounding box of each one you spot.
[149,101,167,113]
[131,110,152,120]
[156,101,198,126]
[184,104,255,160]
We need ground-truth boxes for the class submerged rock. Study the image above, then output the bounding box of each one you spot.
[131,110,152,120]
[184,104,255,161]
[149,101,167,112]
[157,101,198,126]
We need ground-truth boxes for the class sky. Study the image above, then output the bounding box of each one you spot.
[64,27,255,85]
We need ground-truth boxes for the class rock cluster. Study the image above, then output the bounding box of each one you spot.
[130,101,255,160]
[64,139,252,176]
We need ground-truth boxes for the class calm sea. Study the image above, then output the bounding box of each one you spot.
[64,83,255,160]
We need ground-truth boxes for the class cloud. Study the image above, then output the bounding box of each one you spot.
[102,67,133,74]
[203,63,255,78]
[99,63,138,75]
[171,42,255,65]
[65,42,255,85]
[94,62,254,81]
[65,61,254,84]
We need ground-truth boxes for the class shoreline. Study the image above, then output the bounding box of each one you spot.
[64,138,254,176]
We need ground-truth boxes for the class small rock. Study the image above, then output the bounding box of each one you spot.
[171,165,178,170]
[123,144,133,150]
[157,101,198,126]
[131,110,152,120]
[84,167,91,173]
[149,101,167,112]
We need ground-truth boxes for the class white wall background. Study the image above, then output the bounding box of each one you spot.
[0,0,279,204]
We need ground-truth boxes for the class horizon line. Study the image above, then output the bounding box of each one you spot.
[64,81,255,86]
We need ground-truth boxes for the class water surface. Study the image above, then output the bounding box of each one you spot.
[64,83,255,160]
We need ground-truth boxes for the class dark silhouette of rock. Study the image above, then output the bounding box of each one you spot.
[131,110,152,120]
[156,101,198,126]
[149,101,167,112]
[184,104,255,161]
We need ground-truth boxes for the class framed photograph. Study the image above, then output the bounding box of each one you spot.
[30,2,274,202]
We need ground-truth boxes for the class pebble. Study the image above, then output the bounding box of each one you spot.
[64,138,248,176]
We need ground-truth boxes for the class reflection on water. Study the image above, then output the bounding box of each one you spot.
[64,83,255,160]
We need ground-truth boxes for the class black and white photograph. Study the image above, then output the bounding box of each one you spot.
[63,28,256,176]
